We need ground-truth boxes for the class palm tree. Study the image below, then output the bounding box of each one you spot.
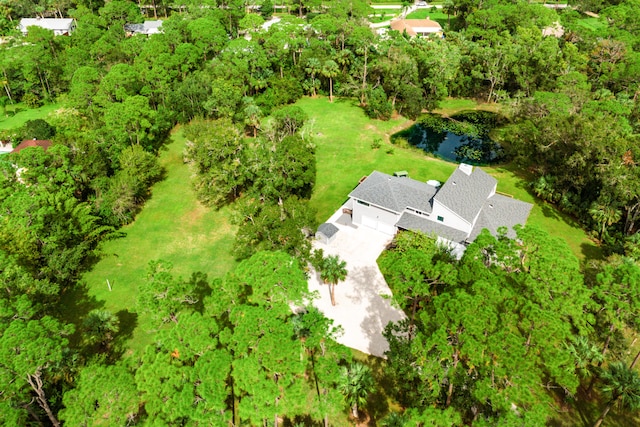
[589,203,622,241]
[321,60,339,102]
[320,255,347,306]
[381,411,408,427]
[337,363,373,420]
[593,362,640,427]
[442,0,456,28]
[83,309,120,350]
[304,57,322,97]
[566,336,604,384]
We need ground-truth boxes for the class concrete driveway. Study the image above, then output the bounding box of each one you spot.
[308,205,407,358]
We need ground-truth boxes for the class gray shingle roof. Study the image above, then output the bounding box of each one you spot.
[349,171,437,214]
[434,166,496,224]
[397,212,469,242]
[468,194,533,241]
[317,222,339,238]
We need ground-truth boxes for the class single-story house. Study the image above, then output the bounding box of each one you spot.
[390,18,443,38]
[11,139,52,154]
[19,18,76,36]
[124,20,164,36]
[348,164,533,250]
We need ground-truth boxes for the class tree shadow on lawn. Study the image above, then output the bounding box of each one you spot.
[112,309,138,357]
[362,351,396,425]
[56,282,106,348]
[189,271,213,314]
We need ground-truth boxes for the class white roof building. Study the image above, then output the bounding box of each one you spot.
[19,18,76,36]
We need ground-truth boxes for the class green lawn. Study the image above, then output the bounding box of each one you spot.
[0,102,61,130]
[575,17,608,32]
[405,9,455,28]
[71,129,238,353]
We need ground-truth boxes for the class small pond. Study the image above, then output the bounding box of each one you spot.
[391,111,505,165]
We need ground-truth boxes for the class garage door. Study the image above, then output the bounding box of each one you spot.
[378,222,397,235]
[361,216,396,235]
[361,216,378,230]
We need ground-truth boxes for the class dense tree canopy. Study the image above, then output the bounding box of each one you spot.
[1,0,640,424]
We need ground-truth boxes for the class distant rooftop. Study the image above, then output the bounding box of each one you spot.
[11,139,52,154]
[19,18,75,35]
[390,19,442,37]
[124,20,164,35]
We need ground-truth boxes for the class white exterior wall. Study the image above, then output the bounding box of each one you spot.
[352,199,400,235]
[430,199,471,234]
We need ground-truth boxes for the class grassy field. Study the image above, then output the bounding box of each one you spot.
[405,9,454,28]
[71,129,237,353]
[575,17,608,32]
[0,102,60,130]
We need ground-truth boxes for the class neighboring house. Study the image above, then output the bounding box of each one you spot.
[11,139,52,154]
[348,164,533,251]
[124,20,164,36]
[19,18,76,36]
[390,18,443,38]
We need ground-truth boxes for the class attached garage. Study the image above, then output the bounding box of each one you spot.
[360,215,397,235]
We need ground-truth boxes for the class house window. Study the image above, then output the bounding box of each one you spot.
[357,200,370,207]
[437,216,444,222]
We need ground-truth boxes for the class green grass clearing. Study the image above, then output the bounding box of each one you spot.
[575,17,608,32]
[0,102,61,130]
[68,128,237,354]
[405,9,455,28]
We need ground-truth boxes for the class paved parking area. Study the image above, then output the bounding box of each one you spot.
[308,206,407,358]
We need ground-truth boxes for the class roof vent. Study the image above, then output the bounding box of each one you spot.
[459,163,473,176]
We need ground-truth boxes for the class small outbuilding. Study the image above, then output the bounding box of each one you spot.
[316,222,339,244]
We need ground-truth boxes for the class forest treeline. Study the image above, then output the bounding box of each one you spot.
[0,0,639,424]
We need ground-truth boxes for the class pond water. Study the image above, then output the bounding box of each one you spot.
[392,111,504,165]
